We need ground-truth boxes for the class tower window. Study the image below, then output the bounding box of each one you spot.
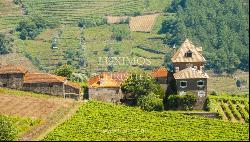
[185,50,193,57]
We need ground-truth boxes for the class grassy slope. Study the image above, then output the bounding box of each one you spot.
[44,101,249,141]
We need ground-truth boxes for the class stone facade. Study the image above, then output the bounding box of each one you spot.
[0,65,81,97]
[88,87,123,103]
[0,73,25,90]
[175,78,208,109]
[22,82,65,96]
[65,84,81,95]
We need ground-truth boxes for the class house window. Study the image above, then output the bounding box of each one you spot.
[198,91,206,97]
[185,50,193,57]
[180,81,187,88]
[197,80,205,88]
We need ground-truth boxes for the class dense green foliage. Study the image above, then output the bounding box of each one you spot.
[16,17,49,40]
[0,116,17,141]
[111,25,131,41]
[137,93,164,111]
[0,115,39,141]
[53,64,74,78]
[167,93,197,110]
[121,73,155,98]
[0,33,12,55]
[161,0,249,73]
[44,101,249,141]
[78,16,107,28]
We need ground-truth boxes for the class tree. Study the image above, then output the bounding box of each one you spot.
[53,64,73,78]
[112,25,130,41]
[161,0,249,73]
[0,116,17,141]
[121,73,155,99]
[0,33,12,55]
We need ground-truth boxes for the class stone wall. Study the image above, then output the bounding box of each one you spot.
[0,73,24,90]
[89,87,124,103]
[65,85,80,95]
[22,82,64,96]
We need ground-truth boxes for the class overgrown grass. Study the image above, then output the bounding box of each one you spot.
[0,88,59,99]
[0,115,40,137]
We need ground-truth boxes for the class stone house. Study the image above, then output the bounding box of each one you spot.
[0,65,81,98]
[173,67,209,109]
[23,73,81,97]
[88,72,129,103]
[0,65,28,90]
[169,39,209,109]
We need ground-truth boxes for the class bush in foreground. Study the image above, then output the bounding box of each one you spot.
[137,93,164,111]
[167,92,197,110]
[0,116,17,141]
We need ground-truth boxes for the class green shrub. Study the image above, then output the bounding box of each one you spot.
[152,83,165,99]
[16,16,49,40]
[53,64,74,78]
[78,16,106,28]
[0,33,12,55]
[111,25,130,41]
[167,93,197,111]
[137,93,164,112]
[0,116,17,141]
[210,90,218,96]
[182,93,197,110]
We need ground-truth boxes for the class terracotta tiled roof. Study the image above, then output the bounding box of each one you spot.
[106,16,129,24]
[0,64,28,74]
[65,81,81,89]
[151,67,168,78]
[24,73,67,83]
[129,14,159,32]
[88,72,130,88]
[173,67,209,79]
[171,39,206,63]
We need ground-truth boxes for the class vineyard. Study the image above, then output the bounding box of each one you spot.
[44,101,249,141]
[16,24,167,73]
[21,0,171,24]
[208,95,249,123]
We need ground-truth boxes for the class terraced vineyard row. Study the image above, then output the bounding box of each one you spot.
[208,95,249,123]
[22,0,146,24]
